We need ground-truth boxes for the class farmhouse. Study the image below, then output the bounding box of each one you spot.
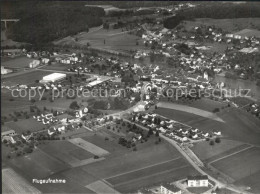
[1,66,13,75]
[160,183,182,194]
[29,60,40,68]
[41,73,66,83]
[1,128,16,139]
[187,175,208,187]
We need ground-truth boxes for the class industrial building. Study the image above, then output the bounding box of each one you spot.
[41,73,66,83]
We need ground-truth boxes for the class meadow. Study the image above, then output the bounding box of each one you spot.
[1,56,34,68]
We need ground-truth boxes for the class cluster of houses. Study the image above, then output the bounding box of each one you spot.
[132,112,221,143]
[33,113,59,125]
[1,127,34,144]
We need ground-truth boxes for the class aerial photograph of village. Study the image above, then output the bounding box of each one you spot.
[1,1,260,194]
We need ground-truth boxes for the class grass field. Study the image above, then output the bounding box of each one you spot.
[68,138,110,156]
[211,147,260,193]
[5,118,45,133]
[157,101,224,122]
[211,147,260,181]
[1,56,34,68]
[2,168,41,194]
[9,148,69,179]
[39,140,95,166]
[191,139,246,161]
[105,157,186,185]
[2,70,50,86]
[54,28,146,53]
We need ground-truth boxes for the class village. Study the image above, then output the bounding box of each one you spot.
[1,1,260,194]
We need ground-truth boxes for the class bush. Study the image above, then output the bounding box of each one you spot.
[209,140,215,146]
[212,108,220,113]
[215,137,221,143]
[69,101,80,110]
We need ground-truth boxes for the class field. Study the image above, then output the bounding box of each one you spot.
[5,118,45,133]
[191,139,246,161]
[4,126,197,193]
[1,90,32,115]
[182,18,260,32]
[54,28,146,53]
[8,148,69,179]
[157,101,224,122]
[2,168,41,194]
[2,70,50,86]
[1,56,34,68]
[211,147,260,193]
[39,140,101,167]
[68,138,110,156]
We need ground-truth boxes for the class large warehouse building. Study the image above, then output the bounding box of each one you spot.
[41,73,66,83]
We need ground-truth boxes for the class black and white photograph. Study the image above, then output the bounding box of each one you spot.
[1,1,260,194]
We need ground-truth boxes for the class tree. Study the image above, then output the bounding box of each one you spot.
[69,101,79,110]
[209,140,215,146]
[215,137,221,143]
[155,130,159,137]
[148,128,153,136]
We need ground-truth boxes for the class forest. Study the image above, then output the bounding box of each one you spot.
[2,1,105,44]
[164,2,260,29]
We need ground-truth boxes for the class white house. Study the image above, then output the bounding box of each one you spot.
[187,175,208,187]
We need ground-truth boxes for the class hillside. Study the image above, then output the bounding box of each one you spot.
[164,2,260,29]
[1,1,105,44]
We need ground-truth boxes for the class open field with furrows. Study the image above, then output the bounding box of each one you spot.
[105,157,187,186]
[191,139,248,162]
[2,168,41,194]
[211,147,260,193]
[68,137,110,156]
[54,28,146,53]
[81,142,186,178]
[1,56,34,68]
[115,166,197,193]
[2,70,50,86]
[8,148,70,179]
[155,107,260,146]
[39,141,95,165]
[181,18,260,32]
[5,118,45,133]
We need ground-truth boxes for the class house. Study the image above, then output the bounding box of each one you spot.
[161,183,182,194]
[48,128,56,136]
[1,66,13,75]
[1,129,16,139]
[10,135,21,144]
[187,175,208,187]
[213,131,221,136]
[29,60,40,68]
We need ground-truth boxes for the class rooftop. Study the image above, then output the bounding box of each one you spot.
[187,175,208,181]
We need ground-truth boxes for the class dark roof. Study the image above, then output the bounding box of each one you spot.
[161,183,181,192]
[187,175,208,181]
